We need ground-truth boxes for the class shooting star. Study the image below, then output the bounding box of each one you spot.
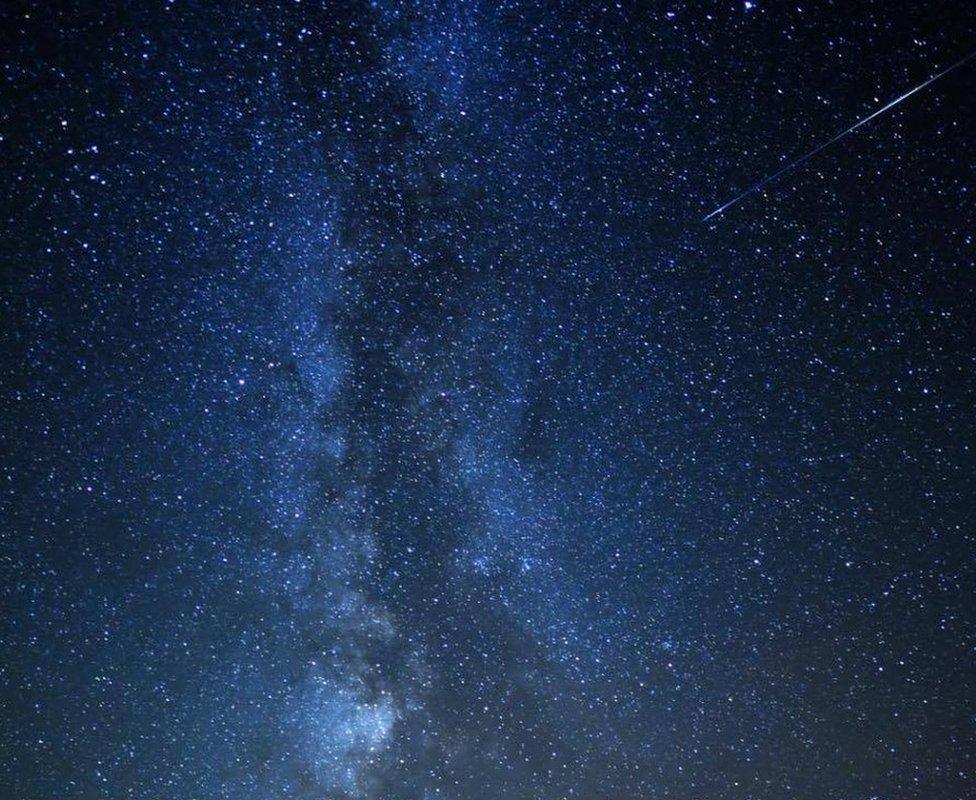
[703,49,976,222]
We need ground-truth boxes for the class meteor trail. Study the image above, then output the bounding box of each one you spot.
[703,49,976,222]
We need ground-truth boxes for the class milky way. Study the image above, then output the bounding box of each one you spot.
[2,2,976,799]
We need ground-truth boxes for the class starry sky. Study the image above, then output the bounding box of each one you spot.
[2,1,976,798]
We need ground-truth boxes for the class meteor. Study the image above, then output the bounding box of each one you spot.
[703,49,976,222]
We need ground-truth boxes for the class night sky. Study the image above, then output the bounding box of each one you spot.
[3,1,976,798]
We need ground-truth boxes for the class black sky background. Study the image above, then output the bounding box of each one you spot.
[2,1,976,798]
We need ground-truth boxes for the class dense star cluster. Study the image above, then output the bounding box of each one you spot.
[2,1,976,798]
